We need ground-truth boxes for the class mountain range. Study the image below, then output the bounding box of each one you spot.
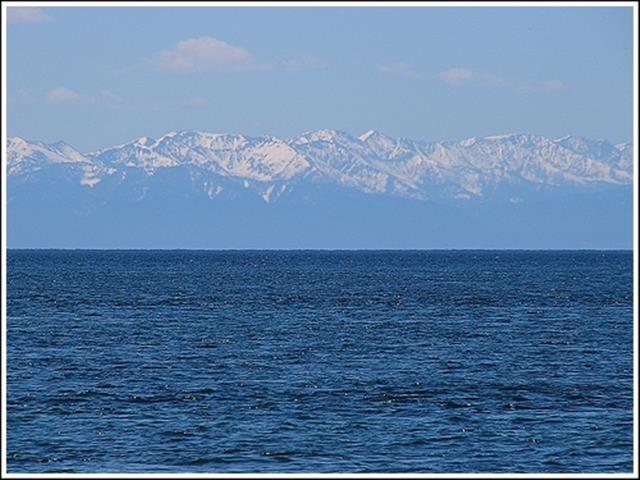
[6,129,634,248]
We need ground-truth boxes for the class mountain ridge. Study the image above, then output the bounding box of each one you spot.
[7,128,633,249]
[7,129,633,205]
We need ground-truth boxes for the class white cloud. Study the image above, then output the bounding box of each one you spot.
[480,71,509,88]
[377,62,419,78]
[439,67,507,86]
[7,7,50,24]
[440,67,563,93]
[139,37,328,75]
[47,87,91,104]
[148,36,256,74]
[439,67,474,85]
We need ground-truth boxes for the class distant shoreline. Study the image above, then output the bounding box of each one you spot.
[6,248,634,252]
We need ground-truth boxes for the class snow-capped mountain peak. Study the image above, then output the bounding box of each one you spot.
[6,129,633,203]
[358,129,379,142]
[7,137,90,175]
[292,129,356,145]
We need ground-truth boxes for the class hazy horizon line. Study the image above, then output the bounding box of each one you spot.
[6,247,633,252]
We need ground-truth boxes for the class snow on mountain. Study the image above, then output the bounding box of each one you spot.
[427,133,631,192]
[90,135,180,171]
[92,131,311,184]
[7,137,87,173]
[6,136,107,187]
[616,142,633,171]
[6,129,633,202]
[291,129,420,196]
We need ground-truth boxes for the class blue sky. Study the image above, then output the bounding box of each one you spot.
[6,5,634,152]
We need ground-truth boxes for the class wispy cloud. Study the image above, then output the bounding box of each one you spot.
[439,67,562,93]
[7,7,50,24]
[439,67,475,85]
[479,72,509,88]
[98,89,146,109]
[147,36,258,74]
[100,89,209,111]
[281,55,328,72]
[9,89,37,103]
[45,86,208,111]
[47,87,92,104]
[517,79,565,93]
[134,36,328,75]
[377,62,419,78]
[439,67,508,87]
[377,64,509,86]
[179,97,209,108]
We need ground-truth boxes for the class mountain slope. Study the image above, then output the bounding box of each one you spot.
[8,129,632,200]
[6,129,633,248]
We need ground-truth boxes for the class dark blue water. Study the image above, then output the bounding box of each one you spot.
[7,250,634,473]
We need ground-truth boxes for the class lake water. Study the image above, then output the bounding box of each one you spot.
[6,250,634,473]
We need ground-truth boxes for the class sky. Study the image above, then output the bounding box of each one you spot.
[6,4,634,152]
